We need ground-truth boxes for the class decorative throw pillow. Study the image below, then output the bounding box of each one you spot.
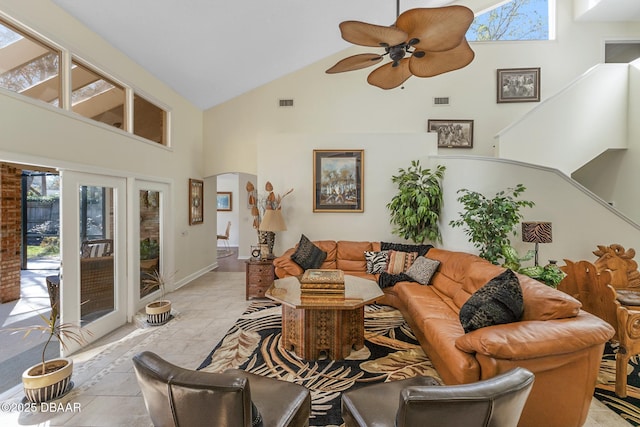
[365,250,389,274]
[381,242,433,257]
[405,256,440,285]
[385,250,418,275]
[459,269,524,334]
[290,234,327,270]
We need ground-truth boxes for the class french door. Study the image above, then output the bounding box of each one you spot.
[133,180,172,312]
[59,171,127,354]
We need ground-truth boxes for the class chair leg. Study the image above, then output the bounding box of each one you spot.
[616,348,630,398]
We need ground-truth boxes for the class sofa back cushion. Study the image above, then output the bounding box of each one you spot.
[518,273,581,320]
[427,248,582,320]
[312,241,338,270]
[427,249,503,303]
[336,241,374,273]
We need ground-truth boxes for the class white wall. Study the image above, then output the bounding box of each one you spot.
[0,0,211,292]
[203,1,640,257]
[435,156,640,263]
[257,133,438,254]
[571,59,640,221]
[204,0,640,177]
[496,63,629,174]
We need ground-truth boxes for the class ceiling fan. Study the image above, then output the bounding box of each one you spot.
[326,4,475,89]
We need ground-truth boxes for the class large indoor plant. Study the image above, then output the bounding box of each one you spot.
[449,184,534,264]
[9,303,89,403]
[387,161,445,244]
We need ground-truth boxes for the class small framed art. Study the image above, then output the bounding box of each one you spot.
[497,67,540,103]
[189,179,204,225]
[313,149,364,212]
[427,119,474,148]
[217,192,232,211]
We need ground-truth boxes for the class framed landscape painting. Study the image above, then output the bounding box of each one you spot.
[497,67,540,103]
[313,150,364,212]
[216,191,232,211]
[427,119,474,148]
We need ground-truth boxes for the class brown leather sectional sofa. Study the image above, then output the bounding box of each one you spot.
[274,240,615,427]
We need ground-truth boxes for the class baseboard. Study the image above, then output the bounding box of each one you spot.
[173,262,218,291]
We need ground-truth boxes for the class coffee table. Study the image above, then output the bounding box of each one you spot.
[266,274,384,360]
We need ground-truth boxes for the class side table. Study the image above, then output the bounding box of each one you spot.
[245,259,275,300]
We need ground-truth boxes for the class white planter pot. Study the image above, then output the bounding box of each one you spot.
[22,357,73,403]
[146,300,172,325]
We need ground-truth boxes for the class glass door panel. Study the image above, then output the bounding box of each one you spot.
[140,189,160,298]
[59,171,126,355]
[79,185,115,323]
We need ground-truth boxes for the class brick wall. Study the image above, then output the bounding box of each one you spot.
[0,164,22,303]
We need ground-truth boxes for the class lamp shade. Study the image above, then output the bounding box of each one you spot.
[259,209,287,232]
[522,222,552,244]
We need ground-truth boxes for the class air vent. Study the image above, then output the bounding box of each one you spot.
[433,97,450,106]
[279,99,294,107]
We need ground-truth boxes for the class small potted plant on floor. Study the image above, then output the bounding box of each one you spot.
[9,303,89,403]
[143,269,172,325]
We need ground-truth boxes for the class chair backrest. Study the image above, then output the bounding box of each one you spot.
[396,367,534,427]
[223,221,231,238]
[132,351,259,427]
[81,239,113,258]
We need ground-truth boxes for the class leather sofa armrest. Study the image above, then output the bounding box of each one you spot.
[455,311,615,360]
[273,248,303,278]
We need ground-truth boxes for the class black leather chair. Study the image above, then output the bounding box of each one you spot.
[132,351,311,427]
[342,367,534,427]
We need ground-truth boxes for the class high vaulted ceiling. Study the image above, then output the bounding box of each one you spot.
[51,0,640,110]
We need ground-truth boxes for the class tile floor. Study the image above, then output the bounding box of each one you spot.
[0,262,632,426]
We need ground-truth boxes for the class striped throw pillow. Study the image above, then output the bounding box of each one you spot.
[385,250,418,275]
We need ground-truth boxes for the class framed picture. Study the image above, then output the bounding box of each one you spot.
[217,191,232,211]
[427,119,474,148]
[497,67,540,103]
[313,149,364,212]
[189,179,204,225]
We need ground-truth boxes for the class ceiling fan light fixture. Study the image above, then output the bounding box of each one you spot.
[326,5,475,89]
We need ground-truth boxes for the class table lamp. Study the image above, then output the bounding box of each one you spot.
[521,221,552,266]
[259,209,287,259]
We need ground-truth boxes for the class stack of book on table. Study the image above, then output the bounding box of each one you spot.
[300,269,345,300]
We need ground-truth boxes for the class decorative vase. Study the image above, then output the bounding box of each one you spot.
[258,231,276,259]
[22,357,73,403]
[145,300,172,325]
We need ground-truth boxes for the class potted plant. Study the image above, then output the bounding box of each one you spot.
[143,269,172,325]
[501,245,566,288]
[449,184,535,264]
[8,303,89,403]
[140,238,159,271]
[387,161,445,244]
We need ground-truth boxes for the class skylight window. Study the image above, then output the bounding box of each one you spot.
[466,0,553,41]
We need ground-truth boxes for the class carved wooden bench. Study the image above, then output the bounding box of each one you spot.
[559,244,640,398]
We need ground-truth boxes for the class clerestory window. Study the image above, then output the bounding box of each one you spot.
[0,21,61,105]
[0,17,169,147]
[466,0,554,42]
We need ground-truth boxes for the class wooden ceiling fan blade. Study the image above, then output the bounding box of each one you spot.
[409,39,475,78]
[339,21,408,47]
[396,6,474,52]
[326,54,384,74]
[367,59,412,89]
